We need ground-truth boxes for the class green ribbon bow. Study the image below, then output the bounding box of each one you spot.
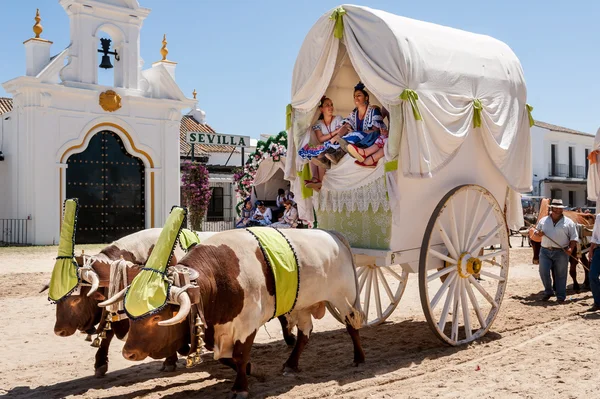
[384,159,398,173]
[400,89,422,121]
[330,6,346,40]
[48,199,80,303]
[124,207,187,319]
[526,103,534,127]
[473,99,483,128]
[286,104,293,131]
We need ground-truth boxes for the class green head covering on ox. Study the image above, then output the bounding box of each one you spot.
[246,227,300,318]
[178,228,201,252]
[48,199,80,303]
[124,206,187,319]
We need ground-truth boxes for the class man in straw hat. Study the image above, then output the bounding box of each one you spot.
[534,199,579,302]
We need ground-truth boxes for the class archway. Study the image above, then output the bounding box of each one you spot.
[66,130,145,243]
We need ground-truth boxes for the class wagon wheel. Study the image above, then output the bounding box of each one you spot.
[419,184,509,346]
[327,263,409,327]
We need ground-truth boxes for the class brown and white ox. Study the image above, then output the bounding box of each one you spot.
[45,228,190,377]
[45,228,297,378]
[102,228,365,398]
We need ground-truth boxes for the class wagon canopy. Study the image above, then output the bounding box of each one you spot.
[587,127,600,201]
[251,157,289,204]
[286,4,532,193]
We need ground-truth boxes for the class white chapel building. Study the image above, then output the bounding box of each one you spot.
[0,0,195,244]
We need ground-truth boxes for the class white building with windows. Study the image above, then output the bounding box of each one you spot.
[531,121,594,208]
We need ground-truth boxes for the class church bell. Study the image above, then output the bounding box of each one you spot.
[99,54,113,70]
[98,38,119,70]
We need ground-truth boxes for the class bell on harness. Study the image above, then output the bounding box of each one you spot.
[91,337,101,348]
[186,314,205,368]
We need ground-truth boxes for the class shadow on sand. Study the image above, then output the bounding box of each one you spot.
[4,319,503,399]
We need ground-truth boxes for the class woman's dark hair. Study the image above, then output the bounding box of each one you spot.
[354,81,369,104]
[278,188,285,196]
[317,95,330,120]
[255,200,264,207]
[283,199,293,206]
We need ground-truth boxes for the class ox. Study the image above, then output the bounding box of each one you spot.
[45,228,189,376]
[45,228,296,377]
[102,228,365,398]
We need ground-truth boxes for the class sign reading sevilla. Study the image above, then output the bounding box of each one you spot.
[186,132,251,148]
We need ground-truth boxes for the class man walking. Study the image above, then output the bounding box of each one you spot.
[587,212,600,312]
[534,199,578,302]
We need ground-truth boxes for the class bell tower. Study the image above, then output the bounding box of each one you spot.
[59,0,150,89]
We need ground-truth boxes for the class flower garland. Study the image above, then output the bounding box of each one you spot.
[233,131,287,214]
[181,161,212,230]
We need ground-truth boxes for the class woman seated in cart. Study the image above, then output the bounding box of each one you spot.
[298,96,344,189]
[325,82,388,165]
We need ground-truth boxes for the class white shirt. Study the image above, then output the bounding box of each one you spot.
[536,215,579,248]
[590,214,600,244]
[253,207,272,223]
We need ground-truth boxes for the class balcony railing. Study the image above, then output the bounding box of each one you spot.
[548,163,585,179]
[0,219,31,246]
[201,216,236,232]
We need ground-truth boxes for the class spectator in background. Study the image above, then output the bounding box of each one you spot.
[271,200,299,229]
[248,201,272,226]
[236,199,254,228]
[587,211,600,312]
[534,199,579,303]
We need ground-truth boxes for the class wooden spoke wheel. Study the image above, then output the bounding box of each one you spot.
[419,185,509,346]
[327,263,408,327]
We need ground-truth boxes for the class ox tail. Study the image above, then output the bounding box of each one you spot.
[327,230,365,329]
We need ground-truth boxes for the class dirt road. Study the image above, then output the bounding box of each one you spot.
[1,238,599,398]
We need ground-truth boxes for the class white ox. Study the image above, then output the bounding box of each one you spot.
[102,228,365,399]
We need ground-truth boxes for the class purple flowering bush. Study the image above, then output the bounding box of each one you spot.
[181,161,212,230]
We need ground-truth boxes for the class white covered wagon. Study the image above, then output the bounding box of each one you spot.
[284,5,532,345]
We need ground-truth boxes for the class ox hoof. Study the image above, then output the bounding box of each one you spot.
[282,364,301,375]
[94,364,108,378]
[227,391,249,399]
[160,363,177,372]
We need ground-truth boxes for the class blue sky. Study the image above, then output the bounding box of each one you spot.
[1,1,598,138]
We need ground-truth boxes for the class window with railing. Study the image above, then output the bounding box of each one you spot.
[585,148,590,176]
[548,163,585,178]
[550,144,557,176]
[568,147,575,177]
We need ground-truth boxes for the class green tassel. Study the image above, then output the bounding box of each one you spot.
[329,6,346,40]
[399,89,422,121]
[472,99,483,128]
[526,103,534,127]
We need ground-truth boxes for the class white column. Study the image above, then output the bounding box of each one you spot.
[24,38,52,77]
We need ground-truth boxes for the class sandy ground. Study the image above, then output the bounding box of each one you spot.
[1,236,599,399]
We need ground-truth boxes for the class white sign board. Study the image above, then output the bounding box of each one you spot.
[186,132,251,148]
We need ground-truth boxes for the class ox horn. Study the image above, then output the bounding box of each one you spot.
[158,287,191,326]
[81,269,100,296]
[39,281,50,293]
[98,287,127,307]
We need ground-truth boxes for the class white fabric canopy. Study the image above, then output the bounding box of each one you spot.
[286,4,532,198]
[251,157,289,203]
[587,127,600,201]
